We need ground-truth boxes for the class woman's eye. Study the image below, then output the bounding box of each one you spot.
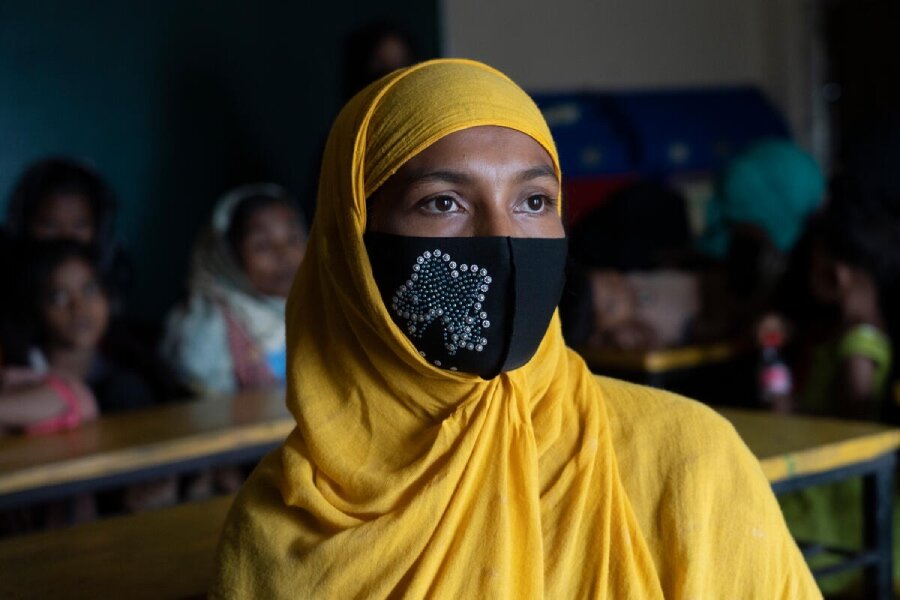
[523,195,548,213]
[420,196,460,214]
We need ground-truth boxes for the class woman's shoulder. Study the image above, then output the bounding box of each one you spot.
[593,377,820,598]
[594,375,740,459]
[594,375,753,507]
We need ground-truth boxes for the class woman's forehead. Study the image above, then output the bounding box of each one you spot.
[402,126,554,167]
[358,60,557,199]
[372,126,557,197]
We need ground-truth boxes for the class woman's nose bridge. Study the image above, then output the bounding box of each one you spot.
[474,188,517,237]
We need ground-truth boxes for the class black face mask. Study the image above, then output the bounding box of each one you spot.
[365,232,568,379]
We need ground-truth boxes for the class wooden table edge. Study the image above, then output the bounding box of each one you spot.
[579,341,746,373]
[0,419,294,496]
[756,429,900,484]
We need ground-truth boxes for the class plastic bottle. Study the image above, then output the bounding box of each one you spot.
[758,329,793,411]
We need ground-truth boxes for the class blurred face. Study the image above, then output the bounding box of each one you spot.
[41,257,109,351]
[368,126,565,238]
[30,193,96,243]
[368,34,412,80]
[239,204,306,297]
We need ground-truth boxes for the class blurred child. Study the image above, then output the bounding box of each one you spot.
[163,183,306,395]
[0,241,176,532]
[775,166,900,597]
[696,139,825,341]
[4,157,131,302]
[12,241,158,413]
[786,189,899,420]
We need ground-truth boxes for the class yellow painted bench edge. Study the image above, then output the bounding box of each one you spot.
[757,429,900,483]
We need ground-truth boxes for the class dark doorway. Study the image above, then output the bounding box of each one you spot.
[824,0,900,163]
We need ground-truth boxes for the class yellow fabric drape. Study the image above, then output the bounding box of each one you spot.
[211,59,820,598]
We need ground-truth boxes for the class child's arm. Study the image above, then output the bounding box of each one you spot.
[0,384,69,428]
[839,355,880,419]
[837,324,892,420]
[0,370,99,434]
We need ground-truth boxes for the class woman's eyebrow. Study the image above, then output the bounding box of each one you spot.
[404,170,472,185]
[515,165,557,183]
[402,164,556,186]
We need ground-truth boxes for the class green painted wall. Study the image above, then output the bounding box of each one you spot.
[0,1,439,319]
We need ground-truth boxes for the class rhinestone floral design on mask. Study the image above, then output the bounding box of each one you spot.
[391,249,492,367]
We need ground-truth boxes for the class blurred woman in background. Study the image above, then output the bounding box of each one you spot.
[162,184,306,396]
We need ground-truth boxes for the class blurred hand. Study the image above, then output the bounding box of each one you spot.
[55,374,100,423]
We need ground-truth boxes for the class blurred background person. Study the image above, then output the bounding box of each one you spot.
[696,139,826,343]
[3,157,132,306]
[7,241,167,413]
[561,181,700,351]
[341,21,420,101]
[162,184,307,396]
[0,240,180,531]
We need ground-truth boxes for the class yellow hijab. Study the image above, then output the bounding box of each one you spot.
[229,58,661,597]
[212,59,817,598]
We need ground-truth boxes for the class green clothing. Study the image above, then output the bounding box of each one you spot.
[781,324,893,595]
[800,324,892,418]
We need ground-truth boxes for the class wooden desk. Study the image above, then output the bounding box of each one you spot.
[0,389,294,509]
[581,341,746,375]
[721,408,900,599]
[2,408,897,599]
[719,408,900,484]
[0,495,233,600]
[578,342,754,406]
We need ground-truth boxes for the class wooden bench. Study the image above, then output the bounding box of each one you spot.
[0,495,233,599]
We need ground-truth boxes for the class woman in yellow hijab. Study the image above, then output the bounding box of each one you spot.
[212,59,819,598]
